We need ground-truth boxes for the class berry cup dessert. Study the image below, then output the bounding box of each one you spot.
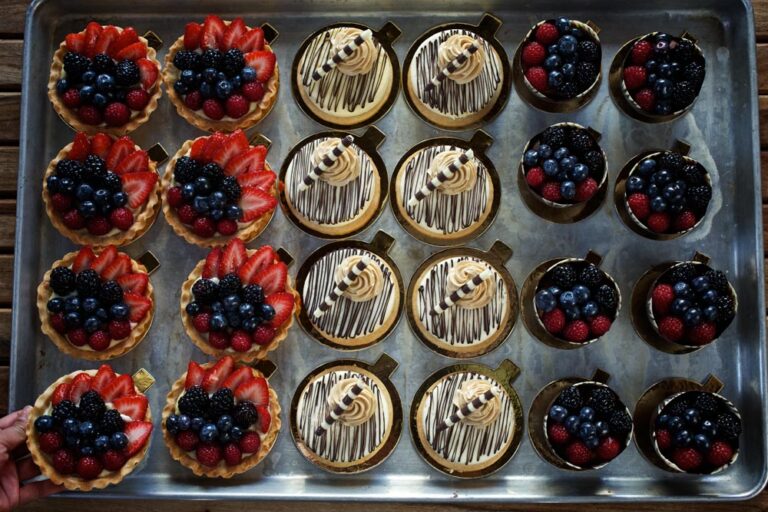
[652,391,741,473]
[38,245,154,360]
[610,32,705,121]
[162,357,280,478]
[163,15,278,131]
[43,132,161,247]
[514,17,601,112]
[162,130,278,247]
[181,239,299,361]
[26,365,153,490]
[49,22,161,135]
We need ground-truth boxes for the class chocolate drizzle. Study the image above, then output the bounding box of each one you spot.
[303,248,396,339]
[417,256,506,346]
[296,369,390,463]
[412,30,502,117]
[401,145,490,234]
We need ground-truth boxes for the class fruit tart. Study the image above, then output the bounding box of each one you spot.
[163,15,279,131]
[26,365,153,490]
[49,22,161,135]
[43,132,161,247]
[162,130,278,247]
[181,239,299,361]
[38,245,154,360]
[162,357,281,477]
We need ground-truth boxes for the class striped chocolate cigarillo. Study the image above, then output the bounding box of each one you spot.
[407,149,474,207]
[314,380,366,436]
[424,40,480,93]
[431,267,493,315]
[311,29,374,82]
[312,256,372,318]
[436,386,500,432]
[298,135,355,192]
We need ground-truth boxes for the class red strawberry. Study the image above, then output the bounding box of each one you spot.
[522,41,546,66]
[265,292,294,328]
[239,431,261,453]
[177,204,197,224]
[88,331,111,351]
[525,167,545,189]
[39,431,63,454]
[234,376,269,406]
[221,18,247,50]
[77,456,103,480]
[202,356,235,394]
[575,178,599,202]
[68,132,91,161]
[646,212,671,233]
[201,15,226,49]
[202,99,225,120]
[207,331,230,350]
[658,316,685,343]
[634,88,656,112]
[123,420,153,457]
[52,449,76,474]
[136,58,158,89]
[217,219,237,236]
[115,150,149,174]
[225,95,249,119]
[535,23,559,45]
[707,441,734,467]
[124,291,152,322]
[220,238,247,275]
[69,372,93,403]
[90,364,116,395]
[223,442,242,466]
[184,22,203,50]
[78,105,102,126]
[225,146,267,176]
[239,186,277,222]
[72,246,96,273]
[596,436,621,461]
[231,331,252,352]
[115,41,147,61]
[108,320,131,340]
[113,395,148,421]
[202,247,222,278]
[547,423,570,445]
[121,171,158,208]
[65,33,86,53]
[238,246,276,283]
[241,82,265,102]
[67,328,88,347]
[190,137,208,160]
[213,130,249,167]
[524,66,548,92]
[104,102,131,126]
[565,441,593,467]
[627,193,651,220]
[101,253,131,280]
[50,313,67,334]
[589,315,612,337]
[257,405,271,433]
[623,65,647,90]
[221,366,254,391]
[656,429,672,451]
[184,90,203,110]
[106,136,135,170]
[51,193,73,212]
[184,361,206,389]
[90,133,113,159]
[672,447,703,472]
[90,245,117,274]
[674,211,697,231]
[244,51,276,82]
[652,284,675,315]
[541,181,561,202]
[563,320,590,343]
[196,442,222,467]
[176,430,200,452]
[688,322,716,346]
[86,216,111,236]
[202,133,228,162]
[238,171,276,191]
[94,26,119,56]
[61,89,81,108]
[83,22,102,58]
[117,273,148,294]
[52,383,72,405]
[193,217,216,238]
[110,27,139,56]
[254,262,287,295]
[251,325,276,346]
[166,186,184,208]
[236,27,265,52]
[101,450,127,471]
[631,40,653,65]
[542,308,566,334]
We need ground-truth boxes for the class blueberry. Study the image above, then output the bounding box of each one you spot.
[558,35,578,55]
[673,281,691,298]
[646,183,659,197]
[96,307,108,322]
[81,71,97,84]
[564,305,581,320]
[544,54,562,71]
[191,417,205,431]
[658,63,673,78]
[547,286,561,297]
[78,421,95,438]
[693,433,710,451]
[209,191,226,210]
[691,276,710,293]
[653,78,672,99]
[59,177,75,193]
[260,303,275,321]
[667,416,683,432]
[645,59,658,72]
[570,163,589,182]
[555,17,571,33]
[524,149,539,167]
[93,188,110,206]
[110,303,129,320]
[652,169,672,185]
[626,176,645,194]
[75,183,94,201]
[216,80,233,99]
[200,423,219,442]
[64,435,80,448]
[47,297,64,313]
[166,414,180,434]
[671,298,691,315]
[560,181,576,200]
[223,294,241,312]
[571,285,590,304]
[34,415,55,433]
[56,78,69,94]
[94,435,109,452]
[173,80,188,95]
[92,93,108,108]
[217,415,233,432]
[581,301,599,318]
[650,196,667,212]
[226,204,242,220]
[84,316,101,333]
[193,196,210,214]
[674,429,691,447]
[64,296,81,312]
[683,307,702,326]
[47,175,61,194]
[559,156,575,172]
[199,81,212,98]
[700,419,717,437]
[549,405,568,422]
[181,69,197,85]
[203,67,218,82]
[655,100,672,115]
[210,313,227,331]
[595,420,610,437]
[211,301,224,313]
[561,62,575,78]
[217,72,228,82]
[535,290,557,313]
[638,158,656,175]
[195,176,211,194]
[239,302,255,318]
[704,305,718,321]
[210,209,224,221]
[654,38,670,55]
[63,418,79,435]
[230,426,244,440]
[559,290,577,307]
[241,66,256,82]
[182,183,196,200]
[586,436,600,449]
[542,159,559,177]
[186,302,201,316]
[547,70,563,88]
[535,144,552,160]
[112,191,128,206]
[65,311,82,328]
[579,407,595,422]
[227,312,242,328]
[79,297,96,314]
[646,73,658,86]
[547,44,559,55]
[80,446,94,457]
[110,432,128,450]
[571,28,583,39]
[178,414,191,431]
[663,183,683,202]
[95,74,114,92]
[242,318,258,332]
[218,431,232,444]
[230,75,242,90]
[683,408,701,427]
[579,422,597,440]
[564,415,581,434]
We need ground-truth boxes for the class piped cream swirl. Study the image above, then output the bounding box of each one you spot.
[445,260,494,309]
[335,255,384,302]
[327,378,377,426]
[311,138,360,186]
[427,149,478,195]
[437,34,486,84]
[331,28,377,76]
[452,379,501,427]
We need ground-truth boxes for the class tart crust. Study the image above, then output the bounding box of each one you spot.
[43,142,162,247]
[180,250,301,361]
[161,362,281,478]
[161,21,279,132]
[161,138,276,248]
[37,251,155,361]
[47,27,163,136]
[26,369,153,491]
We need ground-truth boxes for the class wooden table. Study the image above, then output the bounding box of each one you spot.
[4,1,768,510]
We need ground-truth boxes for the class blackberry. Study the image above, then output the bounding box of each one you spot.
[705,270,729,294]
[715,295,736,324]
[608,408,633,435]
[583,150,605,173]
[63,52,91,80]
[673,39,697,64]
[568,129,593,154]
[555,80,578,99]
[218,273,242,297]
[579,264,603,287]
[669,263,696,283]
[575,61,598,89]
[686,184,712,212]
[174,156,200,184]
[99,409,125,435]
[242,284,264,305]
[99,280,124,305]
[716,412,742,441]
[52,400,77,424]
[115,60,140,86]
[221,176,241,202]
[659,152,685,173]
[84,155,107,181]
[683,62,705,88]
[577,40,600,62]
[78,390,106,422]
[178,386,210,417]
[551,264,576,289]
[93,53,116,75]
[555,386,583,413]
[222,48,245,77]
[595,284,617,311]
[173,50,201,71]
[209,388,235,417]
[666,396,691,418]
[672,81,697,111]
[55,160,84,182]
[76,269,102,296]
[233,401,258,428]
[541,126,566,148]
[587,387,617,416]
[201,162,224,185]
[192,279,219,304]
[103,172,122,193]
[201,48,223,69]
[50,267,76,295]
[680,164,706,185]
[693,392,720,415]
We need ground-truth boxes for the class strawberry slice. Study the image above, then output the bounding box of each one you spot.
[83,22,102,58]
[90,364,116,395]
[102,374,136,402]
[137,58,158,89]
[52,383,72,405]
[69,373,93,403]
[90,245,118,274]
[123,421,153,457]
[101,253,131,280]
[65,33,86,53]
[184,22,203,50]
[117,273,148,294]
[225,146,267,176]
[221,17,246,51]
[124,291,152,322]
[236,170,275,191]
[122,171,158,209]
[244,51,276,82]
[235,27,265,52]
[221,366,253,391]
[115,150,149,174]
[257,405,271,433]
[184,361,206,389]
[239,186,277,222]
[116,41,147,61]
[72,246,96,273]
[189,137,208,160]
[202,247,222,279]
[202,356,235,394]
[220,239,247,276]
[255,262,287,295]
[234,376,269,406]
[213,130,249,167]
[106,136,135,170]
[68,132,91,161]
[266,291,295,327]
[90,133,113,160]
[113,395,148,421]
[109,27,139,56]
[201,133,227,163]
[94,26,119,55]
[201,15,226,49]
[238,246,276,284]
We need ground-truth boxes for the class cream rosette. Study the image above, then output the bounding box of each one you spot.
[427,149,478,195]
[328,378,377,426]
[445,260,494,309]
[312,138,361,186]
[335,255,384,302]
[331,28,378,76]
[437,34,485,84]
[452,379,500,427]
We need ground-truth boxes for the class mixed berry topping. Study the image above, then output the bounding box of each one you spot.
[654,391,741,473]
[166,358,272,467]
[171,15,276,120]
[651,262,736,346]
[622,33,705,115]
[46,132,158,236]
[166,130,277,239]
[521,17,601,100]
[185,239,295,353]
[33,365,152,479]
[46,245,152,351]
[547,384,632,468]
[625,151,711,234]
[523,124,604,204]
[55,22,159,127]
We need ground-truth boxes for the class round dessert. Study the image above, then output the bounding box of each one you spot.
[293,23,399,128]
[37,245,154,360]
[620,150,712,237]
[612,32,705,120]
[392,139,499,245]
[280,131,386,238]
[544,383,633,469]
[649,261,736,348]
[43,132,161,246]
[161,130,278,247]
[515,17,601,110]
[652,391,741,473]
[26,365,153,490]
[533,259,620,345]
[49,22,161,135]
[162,357,280,478]
[162,15,278,131]
[181,239,299,361]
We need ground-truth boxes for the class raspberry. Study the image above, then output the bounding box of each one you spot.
[192,312,211,333]
[225,94,249,119]
[62,88,81,108]
[104,102,131,126]
[88,330,111,351]
[542,308,566,334]
[167,187,184,208]
[206,332,228,351]
[634,88,656,112]
[78,105,103,126]
[522,41,546,66]
[62,209,86,229]
[39,431,63,453]
[575,178,599,202]
[565,441,592,467]
[547,423,570,445]
[50,193,73,212]
[563,320,590,343]
[656,429,672,451]
[596,436,621,461]
[239,431,261,453]
[184,90,203,110]
[652,284,675,315]
[589,315,612,337]
[541,181,561,202]
[230,330,252,352]
[646,212,671,233]
[203,99,225,120]
[524,66,548,93]
[631,40,653,65]
[242,82,265,102]
[707,441,734,467]
[196,442,222,467]
[77,456,103,480]
[674,211,697,231]
[224,442,242,466]
[672,447,703,472]
[687,322,716,345]
[252,325,276,346]
[67,328,88,347]
[108,319,131,340]
[627,193,650,220]
[86,216,111,235]
[101,450,127,471]
[658,316,685,343]
[525,167,545,189]
[534,23,559,45]
[216,219,238,236]
[175,430,200,451]
[177,204,198,225]
[52,449,76,474]
[623,66,647,90]
[50,313,68,334]
[109,207,134,231]
[193,217,216,238]
[126,89,150,110]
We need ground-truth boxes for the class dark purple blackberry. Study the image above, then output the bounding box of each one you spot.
[666,396,691,418]
[595,284,617,311]
[705,270,729,294]
[608,408,633,435]
[63,52,91,80]
[173,50,201,71]
[673,39,697,63]
[115,59,140,86]
[241,284,264,305]
[218,273,242,298]
[575,62,598,89]
[672,81,697,111]
[55,159,84,182]
[555,386,583,413]
[99,280,124,305]
[174,156,200,184]
[76,269,102,296]
[222,49,245,77]
[659,152,685,172]
[84,155,107,181]
[686,184,712,212]
[541,126,566,148]
[78,390,106,422]
[684,62,705,88]
[583,150,605,173]
[669,263,696,284]
[233,402,258,428]
[103,172,122,193]
[178,386,210,417]
[192,279,218,304]
[693,393,719,415]
[715,295,736,324]
[50,267,76,295]
[221,176,241,202]
[200,48,223,69]
[577,40,599,62]
[93,53,116,75]
[680,164,706,185]
[201,162,224,184]
[99,409,125,435]
[52,400,77,424]
[568,129,593,154]
[579,264,603,287]
[587,387,617,416]
[715,412,742,441]
[555,80,578,99]
[209,388,235,417]
[551,264,577,289]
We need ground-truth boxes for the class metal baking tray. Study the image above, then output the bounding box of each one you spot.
[13,0,765,503]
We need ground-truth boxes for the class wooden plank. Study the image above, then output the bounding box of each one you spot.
[757,0,768,40]
[0,309,10,360]
[0,213,13,249]
[762,151,768,198]
[0,40,21,88]
[0,254,12,305]
[0,0,26,35]
[0,147,17,193]
[0,93,19,142]
[761,95,768,148]
[760,44,768,93]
